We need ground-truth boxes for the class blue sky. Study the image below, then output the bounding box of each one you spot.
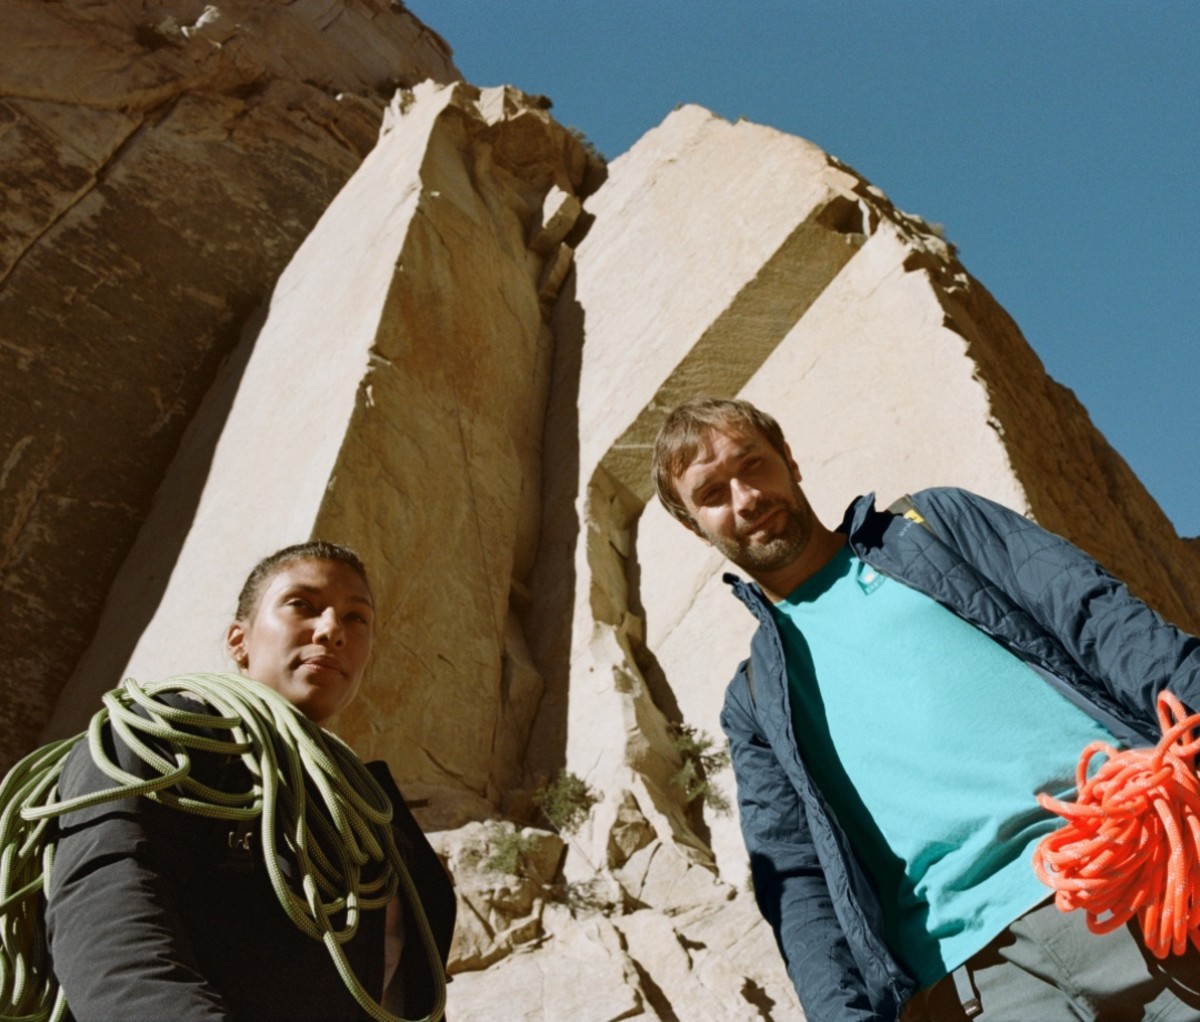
[407,2,1198,537]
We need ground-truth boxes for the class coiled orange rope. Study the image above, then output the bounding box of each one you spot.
[1033,690,1200,958]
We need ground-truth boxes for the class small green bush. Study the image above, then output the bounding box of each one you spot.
[533,769,598,834]
[484,828,540,877]
[671,724,732,816]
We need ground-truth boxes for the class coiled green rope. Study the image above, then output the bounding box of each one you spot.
[0,672,447,1022]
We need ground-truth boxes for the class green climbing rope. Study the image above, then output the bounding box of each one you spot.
[0,672,447,1022]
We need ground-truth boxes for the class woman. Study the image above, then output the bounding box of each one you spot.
[45,541,455,1021]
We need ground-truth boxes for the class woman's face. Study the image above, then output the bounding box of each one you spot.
[225,558,374,725]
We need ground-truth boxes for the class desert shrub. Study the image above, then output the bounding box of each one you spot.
[533,769,598,834]
[671,724,732,816]
[484,828,541,877]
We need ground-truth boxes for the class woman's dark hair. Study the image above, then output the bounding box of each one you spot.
[234,541,371,621]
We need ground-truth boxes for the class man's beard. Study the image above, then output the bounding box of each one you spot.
[705,497,813,575]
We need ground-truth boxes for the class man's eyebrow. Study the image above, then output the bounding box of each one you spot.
[686,444,757,499]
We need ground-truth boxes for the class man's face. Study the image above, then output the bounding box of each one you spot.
[675,425,815,575]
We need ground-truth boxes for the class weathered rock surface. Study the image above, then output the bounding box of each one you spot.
[50,79,597,825]
[1,0,458,762]
[11,8,1200,1020]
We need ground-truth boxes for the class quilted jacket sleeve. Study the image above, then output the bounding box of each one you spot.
[721,665,891,1022]
[917,487,1200,726]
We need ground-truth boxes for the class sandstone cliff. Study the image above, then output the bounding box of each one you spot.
[7,4,1200,1020]
[1,0,458,750]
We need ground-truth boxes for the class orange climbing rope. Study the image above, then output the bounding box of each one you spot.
[1033,690,1200,958]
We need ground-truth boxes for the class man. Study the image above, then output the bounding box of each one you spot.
[651,396,1200,1022]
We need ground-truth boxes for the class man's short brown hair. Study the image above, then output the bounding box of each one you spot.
[651,397,789,526]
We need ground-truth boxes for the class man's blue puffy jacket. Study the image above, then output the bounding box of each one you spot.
[720,487,1200,1022]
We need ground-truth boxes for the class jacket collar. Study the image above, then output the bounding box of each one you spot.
[723,493,878,614]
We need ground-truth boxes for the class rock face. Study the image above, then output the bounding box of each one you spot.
[50,79,597,844]
[11,6,1200,1020]
[1,0,458,757]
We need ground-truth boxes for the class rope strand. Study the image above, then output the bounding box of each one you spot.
[1034,689,1200,958]
[0,673,446,1022]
